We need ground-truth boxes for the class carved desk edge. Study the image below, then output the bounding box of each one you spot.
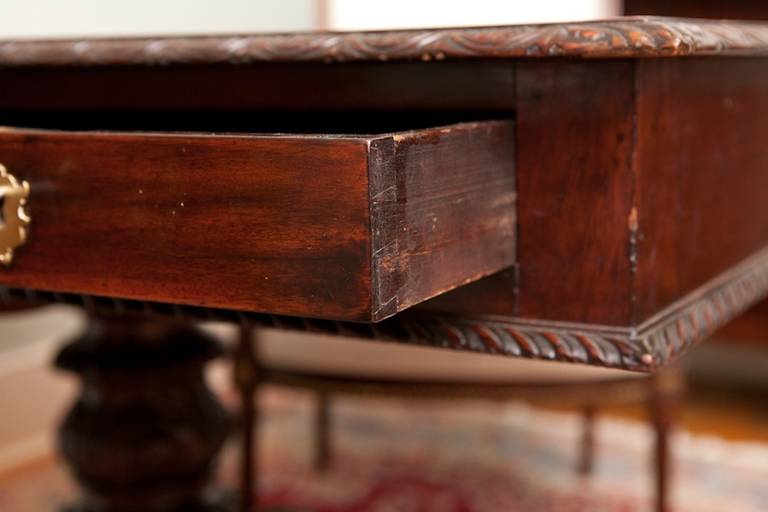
[3,245,768,373]
[2,17,768,67]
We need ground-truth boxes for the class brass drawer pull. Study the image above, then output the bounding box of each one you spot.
[0,164,30,266]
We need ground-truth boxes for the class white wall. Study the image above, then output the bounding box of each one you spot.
[0,0,619,39]
[0,306,83,472]
[328,0,620,30]
[0,0,319,39]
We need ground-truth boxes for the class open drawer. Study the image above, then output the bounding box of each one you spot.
[0,121,516,321]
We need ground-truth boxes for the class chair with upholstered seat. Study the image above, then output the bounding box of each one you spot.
[227,328,682,512]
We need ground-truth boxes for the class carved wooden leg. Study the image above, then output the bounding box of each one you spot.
[313,392,332,473]
[55,315,233,512]
[577,405,596,476]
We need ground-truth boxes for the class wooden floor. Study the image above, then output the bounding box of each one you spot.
[551,380,768,442]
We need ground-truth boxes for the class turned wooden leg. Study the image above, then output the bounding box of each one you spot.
[313,392,332,473]
[577,405,596,476]
[649,371,682,512]
[234,325,258,512]
[55,315,233,512]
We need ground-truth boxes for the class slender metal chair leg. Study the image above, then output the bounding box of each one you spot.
[235,324,259,512]
[578,405,596,476]
[314,391,332,472]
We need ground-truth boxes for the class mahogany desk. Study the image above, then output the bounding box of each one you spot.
[1,16,768,511]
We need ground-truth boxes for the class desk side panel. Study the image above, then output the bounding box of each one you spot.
[634,57,768,322]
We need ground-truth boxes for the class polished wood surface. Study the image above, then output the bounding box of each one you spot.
[426,57,768,326]
[515,60,635,324]
[416,56,768,369]
[0,122,515,321]
[633,58,768,322]
[1,18,768,372]
[2,18,768,65]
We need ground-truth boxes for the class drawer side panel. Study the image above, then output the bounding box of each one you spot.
[369,121,517,321]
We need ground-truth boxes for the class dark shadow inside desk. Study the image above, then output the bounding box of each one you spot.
[0,109,513,135]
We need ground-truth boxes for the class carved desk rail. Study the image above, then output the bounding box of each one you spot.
[5,234,768,374]
[2,17,768,66]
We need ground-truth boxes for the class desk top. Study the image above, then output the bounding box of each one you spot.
[1,17,768,66]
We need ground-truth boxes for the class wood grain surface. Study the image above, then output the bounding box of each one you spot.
[633,58,768,323]
[0,122,515,321]
[514,60,636,324]
[369,122,516,319]
[421,60,637,325]
[423,56,768,334]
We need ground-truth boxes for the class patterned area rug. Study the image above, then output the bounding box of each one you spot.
[3,388,768,511]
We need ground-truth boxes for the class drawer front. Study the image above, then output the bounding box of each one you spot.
[0,121,516,321]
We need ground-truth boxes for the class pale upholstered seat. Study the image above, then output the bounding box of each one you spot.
[252,328,643,384]
[211,324,675,512]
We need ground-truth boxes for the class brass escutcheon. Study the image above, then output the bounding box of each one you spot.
[0,164,30,266]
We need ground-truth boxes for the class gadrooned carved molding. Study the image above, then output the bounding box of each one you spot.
[1,18,768,67]
[4,245,768,373]
[391,246,768,372]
